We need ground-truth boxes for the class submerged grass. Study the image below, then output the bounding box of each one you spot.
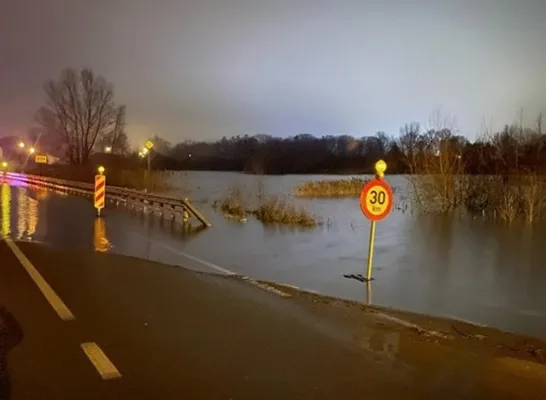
[215,183,317,227]
[215,186,248,220]
[253,197,317,227]
[295,178,368,198]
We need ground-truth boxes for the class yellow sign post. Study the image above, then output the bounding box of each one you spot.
[35,155,48,164]
[359,160,393,281]
[94,166,106,216]
[144,140,154,150]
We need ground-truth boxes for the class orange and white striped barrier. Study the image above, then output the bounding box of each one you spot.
[94,174,106,215]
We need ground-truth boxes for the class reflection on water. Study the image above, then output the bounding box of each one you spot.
[16,187,38,240]
[16,187,26,239]
[93,217,111,252]
[0,184,40,241]
[1,183,11,237]
[35,188,49,201]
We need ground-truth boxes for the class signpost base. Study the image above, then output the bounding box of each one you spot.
[365,220,376,280]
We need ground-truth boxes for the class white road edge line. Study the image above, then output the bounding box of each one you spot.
[129,233,291,297]
[240,277,291,298]
[81,342,122,380]
[130,233,236,275]
[4,237,75,321]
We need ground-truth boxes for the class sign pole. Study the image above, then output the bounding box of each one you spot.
[359,159,390,282]
[143,140,154,194]
[365,220,376,281]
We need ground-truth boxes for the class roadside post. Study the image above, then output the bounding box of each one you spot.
[359,159,393,281]
[35,154,48,175]
[1,161,7,178]
[94,166,106,217]
[143,140,154,193]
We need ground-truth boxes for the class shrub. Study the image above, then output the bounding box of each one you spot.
[295,178,367,197]
[216,186,248,220]
[215,184,317,227]
[253,197,317,227]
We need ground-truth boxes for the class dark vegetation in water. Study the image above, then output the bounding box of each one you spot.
[284,111,546,222]
[295,178,368,198]
[213,183,317,227]
[398,112,546,223]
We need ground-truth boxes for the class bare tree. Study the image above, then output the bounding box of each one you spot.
[148,135,172,155]
[97,106,130,155]
[36,68,126,165]
[398,122,421,173]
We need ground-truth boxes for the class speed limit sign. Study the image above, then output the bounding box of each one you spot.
[360,178,393,221]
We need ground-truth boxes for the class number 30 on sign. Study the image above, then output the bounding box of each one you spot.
[360,179,393,221]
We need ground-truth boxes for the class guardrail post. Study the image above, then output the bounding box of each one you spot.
[182,198,211,228]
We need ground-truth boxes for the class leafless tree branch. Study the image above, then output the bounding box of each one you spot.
[36,67,126,165]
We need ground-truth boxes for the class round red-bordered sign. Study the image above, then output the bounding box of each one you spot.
[360,178,393,221]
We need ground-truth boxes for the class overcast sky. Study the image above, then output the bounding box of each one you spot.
[1,0,545,143]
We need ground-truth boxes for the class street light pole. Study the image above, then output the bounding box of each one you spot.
[142,140,154,193]
[146,150,151,193]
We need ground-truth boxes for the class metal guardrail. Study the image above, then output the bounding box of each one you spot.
[5,172,212,228]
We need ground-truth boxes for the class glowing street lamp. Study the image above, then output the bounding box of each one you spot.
[141,142,153,192]
[1,161,7,169]
[104,146,112,154]
[29,147,36,155]
[18,142,25,149]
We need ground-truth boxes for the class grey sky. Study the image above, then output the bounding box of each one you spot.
[1,0,545,144]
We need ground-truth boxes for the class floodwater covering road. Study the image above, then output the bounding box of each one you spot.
[1,171,546,340]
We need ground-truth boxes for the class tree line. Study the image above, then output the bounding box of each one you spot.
[31,68,546,176]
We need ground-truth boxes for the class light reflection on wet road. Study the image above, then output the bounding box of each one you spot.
[2,179,546,340]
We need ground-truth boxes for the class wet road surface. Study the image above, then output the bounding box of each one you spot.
[2,239,546,398]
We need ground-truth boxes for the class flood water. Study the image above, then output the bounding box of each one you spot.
[163,171,546,339]
[1,171,546,339]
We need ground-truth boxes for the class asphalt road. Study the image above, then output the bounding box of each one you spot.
[1,238,546,399]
